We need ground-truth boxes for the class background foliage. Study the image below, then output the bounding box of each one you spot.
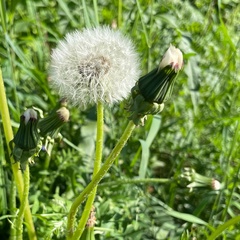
[1,0,240,239]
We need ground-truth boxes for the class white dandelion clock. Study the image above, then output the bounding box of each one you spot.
[49,26,140,108]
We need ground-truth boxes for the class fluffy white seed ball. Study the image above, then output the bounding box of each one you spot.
[49,26,140,108]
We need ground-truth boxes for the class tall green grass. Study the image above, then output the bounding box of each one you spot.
[1,0,240,239]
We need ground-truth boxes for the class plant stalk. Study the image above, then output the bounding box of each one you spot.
[72,101,104,239]
[16,164,30,240]
[66,120,136,239]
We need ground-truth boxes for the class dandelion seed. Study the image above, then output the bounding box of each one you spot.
[49,26,140,108]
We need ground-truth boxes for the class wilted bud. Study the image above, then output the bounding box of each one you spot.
[11,109,40,170]
[128,44,183,125]
[38,101,70,137]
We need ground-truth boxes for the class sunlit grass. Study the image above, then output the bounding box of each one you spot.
[1,0,240,239]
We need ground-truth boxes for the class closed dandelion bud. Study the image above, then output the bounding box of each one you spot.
[13,109,39,150]
[129,44,183,125]
[139,44,183,103]
[38,105,70,137]
[11,109,40,170]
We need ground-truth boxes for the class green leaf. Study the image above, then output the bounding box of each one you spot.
[138,116,161,178]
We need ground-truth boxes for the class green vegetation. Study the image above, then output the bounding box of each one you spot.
[1,0,240,239]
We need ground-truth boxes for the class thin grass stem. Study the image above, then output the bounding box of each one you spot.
[93,0,99,26]
[207,215,240,240]
[118,0,122,28]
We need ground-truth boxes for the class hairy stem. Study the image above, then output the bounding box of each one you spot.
[66,121,136,239]
[72,101,104,239]
[9,181,16,240]
[16,164,30,240]
[98,178,172,188]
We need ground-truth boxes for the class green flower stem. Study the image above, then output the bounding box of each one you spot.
[98,178,172,188]
[0,69,37,240]
[67,120,136,239]
[73,102,104,239]
[9,182,16,240]
[16,164,30,240]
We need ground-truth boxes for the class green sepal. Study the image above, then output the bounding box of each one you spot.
[128,86,164,126]
[138,66,178,104]
[11,140,42,171]
[13,115,39,150]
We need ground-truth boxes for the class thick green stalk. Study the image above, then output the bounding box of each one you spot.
[0,69,37,240]
[9,182,16,240]
[72,102,104,239]
[66,120,136,239]
[16,164,30,240]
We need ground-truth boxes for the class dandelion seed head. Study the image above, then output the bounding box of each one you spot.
[50,26,140,108]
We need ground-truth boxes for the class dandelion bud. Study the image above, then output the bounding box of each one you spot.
[129,45,183,125]
[13,109,39,150]
[11,109,40,170]
[38,105,70,137]
[138,44,183,104]
[49,26,140,108]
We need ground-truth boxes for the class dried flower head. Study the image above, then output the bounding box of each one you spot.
[50,26,140,108]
